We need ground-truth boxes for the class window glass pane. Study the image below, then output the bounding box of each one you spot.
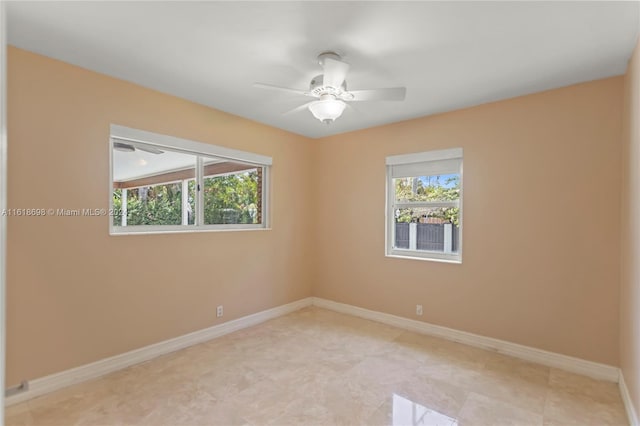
[112,188,123,227]
[387,150,462,261]
[394,174,460,203]
[394,206,460,254]
[126,183,185,225]
[202,158,262,225]
[112,141,196,226]
[187,180,196,225]
[110,129,271,234]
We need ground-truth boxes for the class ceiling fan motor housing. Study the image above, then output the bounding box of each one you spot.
[317,51,341,66]
[309,75,347,97]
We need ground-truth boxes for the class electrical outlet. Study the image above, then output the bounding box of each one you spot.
[216,305,223,318]
[416,304,423,316]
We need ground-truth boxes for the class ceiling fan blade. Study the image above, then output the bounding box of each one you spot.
[344,102,359,113]
[253,82,311,96]
[113,141,135,153]
[347,87,407,102]
[283,101,315,115]
[322,57,350,89]
[135,145,164,155]
[113,138,164,154]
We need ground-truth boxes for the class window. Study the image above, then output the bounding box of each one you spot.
[110,125,270,234]
[386,148,463,262]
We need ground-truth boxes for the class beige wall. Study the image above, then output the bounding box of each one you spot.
[312,77,623,365]
[6,47,314,386]
[621,38,640,416]
[7,45,628,386]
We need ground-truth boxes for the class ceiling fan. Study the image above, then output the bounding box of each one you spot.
[113,140,164,155]
[254,52,406,124]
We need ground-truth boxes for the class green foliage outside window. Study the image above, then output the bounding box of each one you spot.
[395,175,460,226]
[113,184,184,226]
[112,189,123,226]
[204,171,259,225]
[112,170,259,226]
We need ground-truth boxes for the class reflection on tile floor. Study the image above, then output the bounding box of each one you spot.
[4,307,628,425]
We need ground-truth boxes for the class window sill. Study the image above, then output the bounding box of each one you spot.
[110,226,271,236]
[385,253,462,264]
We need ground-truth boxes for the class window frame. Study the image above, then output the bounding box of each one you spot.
[109,124,271,235]
[385,148,463,263]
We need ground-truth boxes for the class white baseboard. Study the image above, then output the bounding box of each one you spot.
[5,297,312,406]
[620,370,639,426]
[311,297,620,383]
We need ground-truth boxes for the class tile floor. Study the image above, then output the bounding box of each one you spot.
[4,307,628,426]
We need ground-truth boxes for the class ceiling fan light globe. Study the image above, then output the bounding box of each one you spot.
[308,99,346,122]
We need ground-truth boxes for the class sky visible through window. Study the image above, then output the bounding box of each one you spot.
[418,173,459,188]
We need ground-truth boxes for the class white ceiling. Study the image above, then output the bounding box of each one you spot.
[113,142,231,181]
[112,147,195,182]
[7,1,640,139]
